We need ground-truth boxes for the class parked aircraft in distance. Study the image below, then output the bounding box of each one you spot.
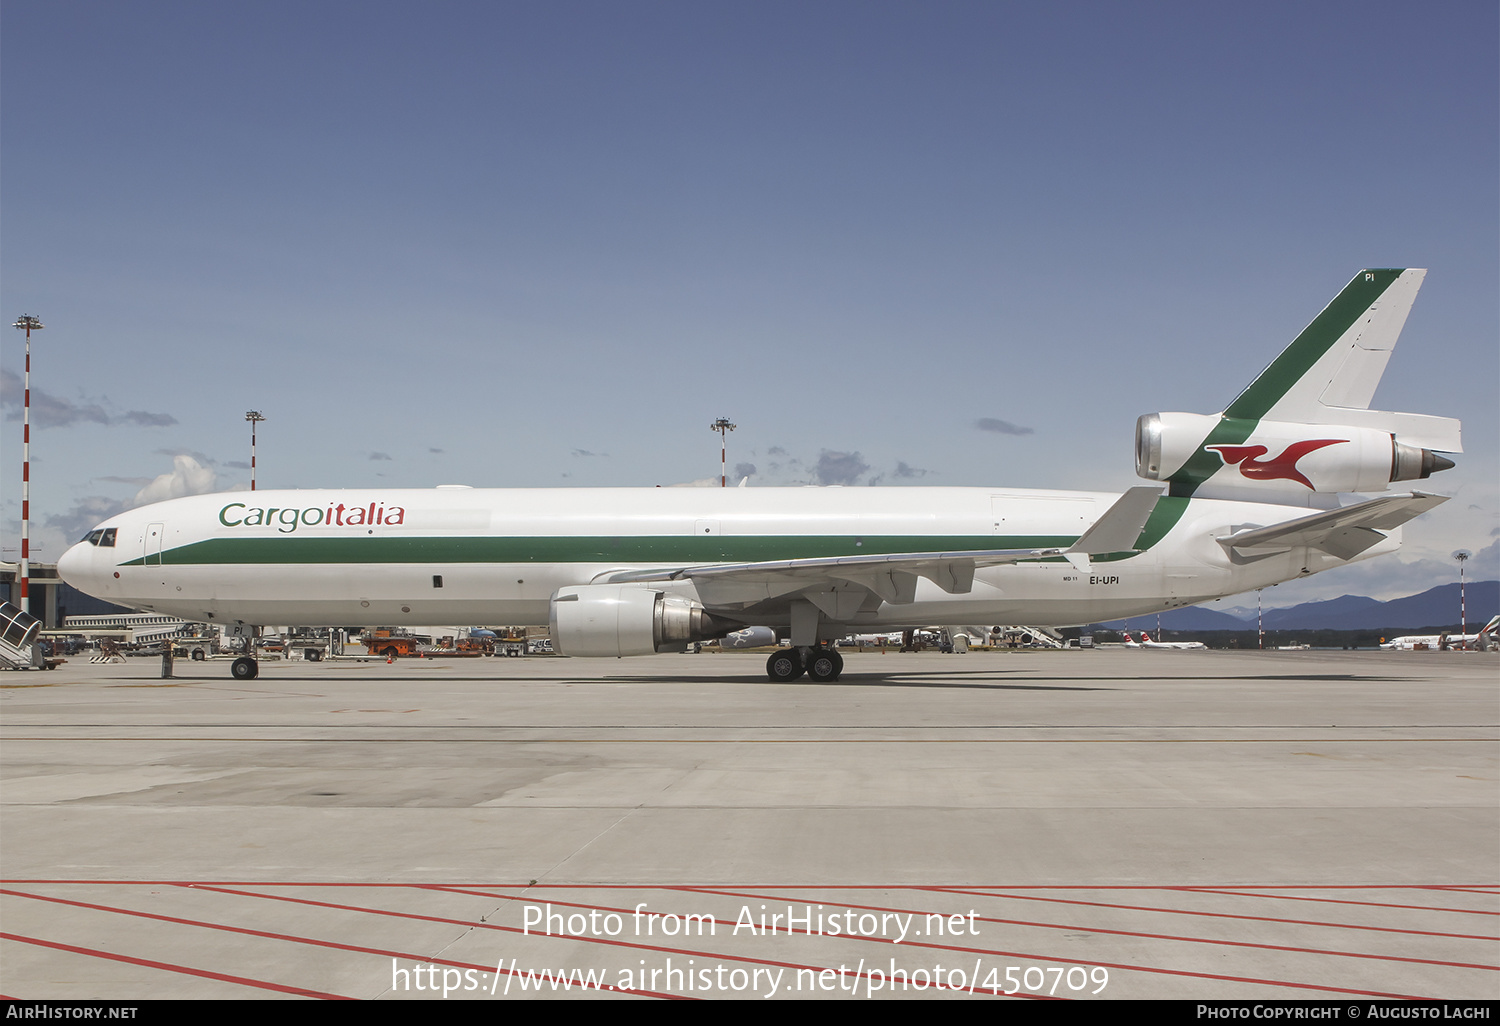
[1381,614,1499,651]
[843,631,907,647]
[59,270,1460,682]
[1134,631,1208,650]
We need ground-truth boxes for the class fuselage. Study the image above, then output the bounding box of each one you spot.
[56,485,1392,631]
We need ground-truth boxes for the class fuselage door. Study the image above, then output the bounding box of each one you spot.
[145,523,164,566]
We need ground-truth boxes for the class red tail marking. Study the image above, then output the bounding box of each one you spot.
[1206,439,1347,490]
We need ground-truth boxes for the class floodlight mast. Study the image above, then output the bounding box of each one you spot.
[711,418,736,487]
[12,316,43,616]
[245,411,265,491]
[1453,550,1471,644]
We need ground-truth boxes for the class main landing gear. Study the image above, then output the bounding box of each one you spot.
[765,645,843,683]
[231,656,259,680]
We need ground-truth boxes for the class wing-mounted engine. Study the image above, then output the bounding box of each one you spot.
[549,584,737,657]
[1136,412,1455,497]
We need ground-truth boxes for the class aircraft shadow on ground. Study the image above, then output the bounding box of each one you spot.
[151,670,1411,689]
[592,673,1110,691]
[224,670,1112,691]
[571,670,1404,687]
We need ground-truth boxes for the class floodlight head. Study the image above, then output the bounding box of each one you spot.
[12,315,43,332]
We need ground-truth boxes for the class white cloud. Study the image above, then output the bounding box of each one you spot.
[132,455,217,506]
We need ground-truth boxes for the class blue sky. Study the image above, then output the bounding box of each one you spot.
[3,1,1496,606]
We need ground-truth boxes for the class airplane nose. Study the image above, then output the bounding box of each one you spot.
[56,541,93,589]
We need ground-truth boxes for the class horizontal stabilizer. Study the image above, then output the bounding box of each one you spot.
[1218,492,1446,560]
[1301,408,1462,454]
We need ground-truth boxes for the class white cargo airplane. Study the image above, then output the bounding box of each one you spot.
[59,270,1461,683]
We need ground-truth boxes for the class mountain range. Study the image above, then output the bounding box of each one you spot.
[1102,581,1497,632]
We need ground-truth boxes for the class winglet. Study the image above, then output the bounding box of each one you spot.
[1055,487,1161,571]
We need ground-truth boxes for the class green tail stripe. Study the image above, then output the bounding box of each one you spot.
[1169,269,1405,499]
[1168,417,1258,497]
[1223,269,1403,421]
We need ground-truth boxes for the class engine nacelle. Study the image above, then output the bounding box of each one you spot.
[1136,413,1453,494]
[549,584,735,657]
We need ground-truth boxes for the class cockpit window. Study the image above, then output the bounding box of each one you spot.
[83,530,103,545]
[100,528,117,547]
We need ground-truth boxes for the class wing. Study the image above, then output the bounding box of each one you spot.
[600,487,1162,619]
[1217,492,1446,561]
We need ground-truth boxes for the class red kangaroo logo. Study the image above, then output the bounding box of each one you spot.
[1205,438,1347,490]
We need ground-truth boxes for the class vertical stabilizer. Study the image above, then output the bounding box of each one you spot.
[1227,269,1424,422]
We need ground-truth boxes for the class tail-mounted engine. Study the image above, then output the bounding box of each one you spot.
[550,584,736,657]
[1136,412,1455,496]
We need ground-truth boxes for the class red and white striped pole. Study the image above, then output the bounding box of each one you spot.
[246,411,265,491]
[710,418,735,488]
[1454,550,1470,647]
[12,316,42,616]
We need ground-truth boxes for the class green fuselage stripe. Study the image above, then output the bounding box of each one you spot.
[122,533,1080,567]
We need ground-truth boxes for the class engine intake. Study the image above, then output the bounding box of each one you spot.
[549,584,735,657]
